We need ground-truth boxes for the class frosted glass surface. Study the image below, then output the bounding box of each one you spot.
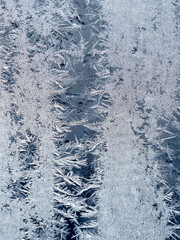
[0,1,179,239]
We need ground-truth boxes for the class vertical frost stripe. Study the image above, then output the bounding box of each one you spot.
[0,0,109,240]
[97,0,179,240]
[50,1,110,239]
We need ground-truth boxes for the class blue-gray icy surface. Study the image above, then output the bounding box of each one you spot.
[0,0,179,240]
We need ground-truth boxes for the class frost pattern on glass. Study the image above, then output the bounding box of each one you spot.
[0,0,109,239]
[96,1,180,240]
[0,0,179,240]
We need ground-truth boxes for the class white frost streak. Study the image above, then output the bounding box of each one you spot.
[97,103,171,240]
[97,0,179,239]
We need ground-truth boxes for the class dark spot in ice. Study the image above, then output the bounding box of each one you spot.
[60,63,65,69]
[152,203,158,210]
[9,135,17,143]
[26,31,34,38]
[157,212,162,220]
[65,219,77,240]
[132,47,138,54]
[11,21,18,28]
[138,26,146,31]
[110,67,116,74]
[146,108,152,113]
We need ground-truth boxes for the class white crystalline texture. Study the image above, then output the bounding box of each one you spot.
[97,0,180,240]
[0,0,108,239]
[0,0,179,240]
